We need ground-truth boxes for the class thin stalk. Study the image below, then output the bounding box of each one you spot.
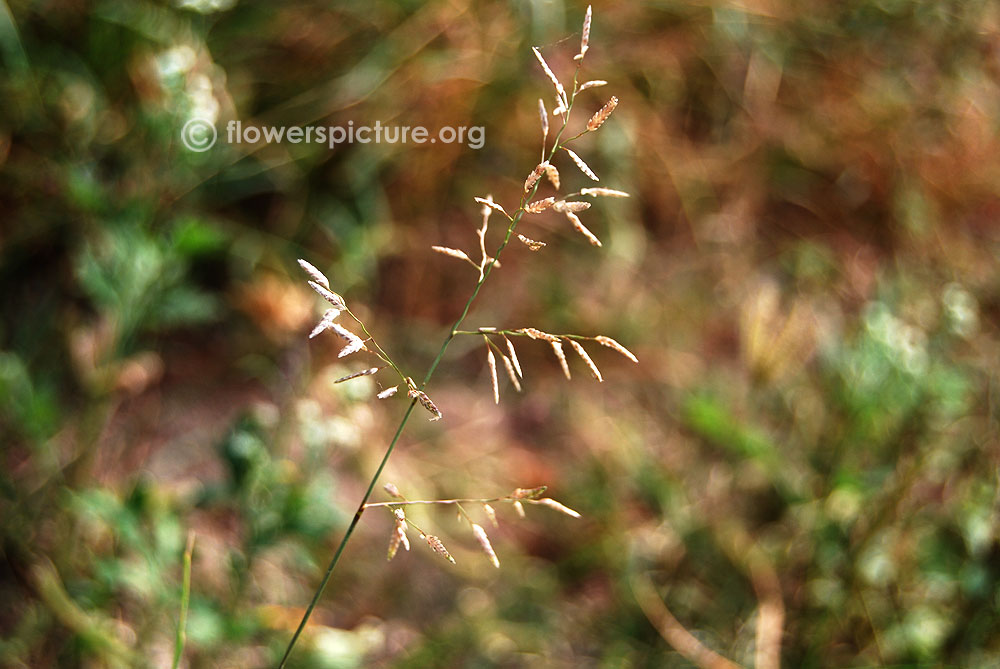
[172,532,195,669]
[278,60,584,669]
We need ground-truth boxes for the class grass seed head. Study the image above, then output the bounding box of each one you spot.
[577,5,592,61]
[475,197,509,218]
[517,234,547,251]
[552,200,591,213]
[501,353,522,392]
[569,340,603,382]
[425,535,456,564]
[377,386,399,399]
[521,328,559,342]
[483,504,498,528]
[587,96,619,131]
[579,79,608,91]
[487,347,499,404]
[524,162,548,193]
[531,47,567,107]
[432,246,473,264]
[384,483,402,498]
[298,258,330,289]
[504,336,523,378]
[545,163,561,190]
[513,500,525,518]
[512,486,547,500]
[536,497,582,518]
[471,523,500,568]
[551,340,572,379]
[526,197,556,213]
[595,335,638,363]
[333,367,381,384]
[308,281,347,310]
[565,148,600,181]
[407,379,443,421]
[538,98,549,140]
[565,212,602,247]
[581,187,630,198]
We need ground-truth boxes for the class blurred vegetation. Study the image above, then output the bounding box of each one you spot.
[2,0,999,667]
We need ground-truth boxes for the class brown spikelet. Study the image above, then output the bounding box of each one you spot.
[551,340,571,379]
[565,212,603,247]
[581,187,630,198]
[487,347,499,404]
[432,246,474,265]
[388,509,410,560]
[578,79,608,91]
[501,353,522,392]
[475,197,509,218]
[576,5,592,61]
[483,503,498,528]
[568,340,603,382]
[536,497,582,518]
[504,336,523,378]
[471,523,500,568]
[587,96,619,131]
[425,535,456,564]
[544,163,560,190]
[308,281,347,310]
[532,47,567,106]
[517,234,547,251]
[333,367,381,384]
[377,386,399,399]
[512,486,547,499]
[407,379,443,421]
[595,335,639,363]
[565,148,600,181]
[552,200,592,213]
[298,259,330,289]
[526,197,556,213]
[524,162,548,193]
[513,501,525,518]
[521,327,560,343]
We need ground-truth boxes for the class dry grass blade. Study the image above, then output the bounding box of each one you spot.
[568,340,603,382]
[297,259,330,289]
[471,524,500,568]
[566,212,602,247]
[504,336,523,378]
[581,187,630,198]
[545,163,560,190]
[595,335,639,363]
[308,281,347,310]
[531,46,567,106]
[424,535,456,564]
[487,347,499,404]
[550,341,571,379]
[432,246,474,265]
[475,197,509,217]
[553,200,591,213]
[333,367,381,384]
[579,79,608,91]
[535,497,581,518]
[501,353,522,392]
[565,148,600,181]
[587,96,619,131]
[526,197,556,213]
[517,234,547,251]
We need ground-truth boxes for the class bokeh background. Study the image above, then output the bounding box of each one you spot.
[2,1,999,667]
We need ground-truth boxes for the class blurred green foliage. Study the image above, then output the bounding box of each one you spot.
[2,0,999,667]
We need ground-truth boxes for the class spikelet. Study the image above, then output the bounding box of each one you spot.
[432,246,473,265]
[568,340,603,382]
[524,162,548,193]
[513,501,525,518]
[565,212,602,247]
[388,508,410,560]
[333,367,381,384]
[330,323,367,357]
[504,336,523,378]
[526,197,556,213]
[581,187,630,198]
[480,194,495,220]
[579,79,608,91]
[377,386,399,399]
[538,99,549,144]
[565,149,600,181]
[501,353,522,392]
[425,534,456,564]
[475,197,509,218]
[471,523,500,568]
[517,234,547,251]
[552,96,567,118]
[298,259,330,289]
[407,379,442,421]
[536,497,582,518]
[521,327,560,342]
[586,96,619,131]
[575,5,592,61]
[544,164,560,191]
[387,527,402,561]
[487,347,499,404]
[550,340,571,379]
[308,281,347,310]
[595,335,638,363]
[512,486,547,499]
[552,200,592,213]
[483,256,502,269]
[483,503,498,528]
[309,308,340,339]
[384,483,402,498]
[531,47,567,107]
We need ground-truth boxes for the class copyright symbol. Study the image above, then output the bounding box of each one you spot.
[180,118,217,152]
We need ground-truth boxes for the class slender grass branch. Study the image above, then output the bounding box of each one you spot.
[172,532,195,669]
